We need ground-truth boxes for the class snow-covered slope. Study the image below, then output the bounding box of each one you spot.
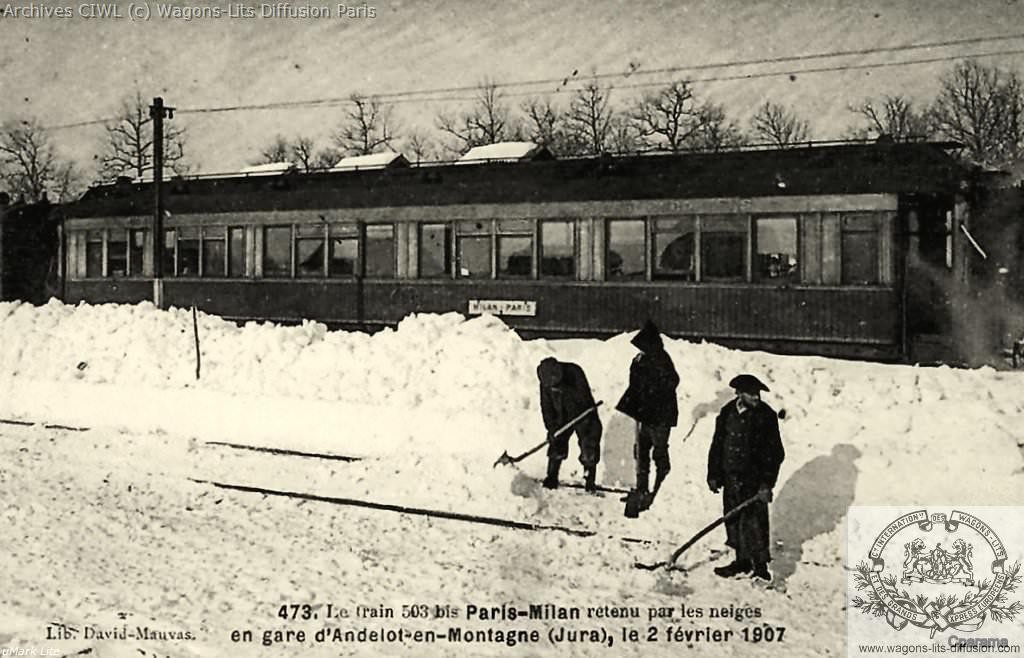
[0,299,1021,656]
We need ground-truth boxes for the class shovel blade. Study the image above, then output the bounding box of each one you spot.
[633,560,667,570]
[633,560,688,572]
[493,451,513,468]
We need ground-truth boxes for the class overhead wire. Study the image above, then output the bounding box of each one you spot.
[38,32,1024,130]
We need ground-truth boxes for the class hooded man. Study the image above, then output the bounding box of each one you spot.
[707,374,785,582]
[537,357,603,492]
[615,320,679,510]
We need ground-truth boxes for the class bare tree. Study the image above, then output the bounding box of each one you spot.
[929,60,1023,168]
[0,118,80,203]
[436,80,518,152]
[629,80,745,152]
[402,128,438,164]
[291,136,318,171]
[334,94,399,156]
[565,81,615,155]
[254,134,336,172]
[750,100,811,147]
[257,134,292,163]
[521,96,572,154]
[688,103,744,152]
[607,115,642,154]
[100,91,188,180]
[311,146,342,171]
[847,95,931,142]
[632,81,707,151]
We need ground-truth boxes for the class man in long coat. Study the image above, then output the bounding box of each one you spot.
[707,374,785,581]
[616,320,679,509]
[537,357,603,491]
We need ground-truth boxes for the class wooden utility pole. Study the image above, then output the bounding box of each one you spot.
[150,97,174,306]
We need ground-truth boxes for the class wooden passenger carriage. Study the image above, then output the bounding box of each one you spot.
[59,141,971,361]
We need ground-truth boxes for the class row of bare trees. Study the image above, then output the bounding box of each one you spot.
[847,60,1024,169]
[0,91,189,204]
[252,79,784,173]
[256,59,1023,171]
[1,58,1022,205]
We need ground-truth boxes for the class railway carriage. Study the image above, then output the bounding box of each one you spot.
[58,141,972,361]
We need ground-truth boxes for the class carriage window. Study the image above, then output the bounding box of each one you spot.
[202,227,226,278]
[755,217,798,282]
[457,236,491,278]
[263,225,292,278]
[606,219,646,280]
[128,229,146,276]
[297,224,326,278]
[228,227,246,278]
[365,224,396,278]
[498,236,532,278]
[85,230,104,278]
[107,230,128,277]
[497,219,533,279]
[652,217,696,281]
[700,215,747,281]
[541,220,575,278]
[841,214,879,285]
[177,227,200,277]
[456,220,491,279]
[419,223,451,278]
[329,224,358,277]
[162,230,176,276]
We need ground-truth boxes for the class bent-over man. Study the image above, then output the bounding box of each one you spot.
[537,357,603,492]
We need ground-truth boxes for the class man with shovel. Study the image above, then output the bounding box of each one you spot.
[616,320,679,515]
[707,374,785,582]
[537,357,603,492]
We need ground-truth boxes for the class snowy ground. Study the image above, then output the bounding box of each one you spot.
[0,300,1022,657]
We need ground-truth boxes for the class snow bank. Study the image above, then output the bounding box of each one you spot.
[1,298,1021,525]
[0,300,551,455]
[2,299,1023,657]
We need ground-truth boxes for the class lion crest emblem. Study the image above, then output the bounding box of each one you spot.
[852,510,1021,638]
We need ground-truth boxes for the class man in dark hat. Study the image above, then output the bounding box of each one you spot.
[616,320,679,511]
[707,374,785,582]
[537,357,603,491]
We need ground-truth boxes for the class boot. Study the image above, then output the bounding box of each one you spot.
[542,459,561,489]
[583,466,597,493]
[635,472,650,495]
[752,562,772,582]
[713,558,752,578]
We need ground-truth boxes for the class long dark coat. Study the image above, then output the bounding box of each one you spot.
[707,400,785,489]
[707,399,785,563]
[615,324,679,427]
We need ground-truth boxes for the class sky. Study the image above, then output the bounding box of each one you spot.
[1,0,1024,178]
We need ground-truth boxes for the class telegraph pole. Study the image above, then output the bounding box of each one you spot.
[150,96,174,307]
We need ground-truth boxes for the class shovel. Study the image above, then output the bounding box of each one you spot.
[634,492,766,570]
[493,401,603,468]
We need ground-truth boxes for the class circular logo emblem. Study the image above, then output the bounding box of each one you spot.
[852,510,1021,636]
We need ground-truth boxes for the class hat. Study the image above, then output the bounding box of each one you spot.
[537,357,563,387]
[630,319,664,352]
[729,374,769,394]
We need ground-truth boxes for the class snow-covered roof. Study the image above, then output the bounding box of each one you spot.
[457,142,552,164]
[132,170,181,183]
[237,162,297,176]
[330,151,409,171]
